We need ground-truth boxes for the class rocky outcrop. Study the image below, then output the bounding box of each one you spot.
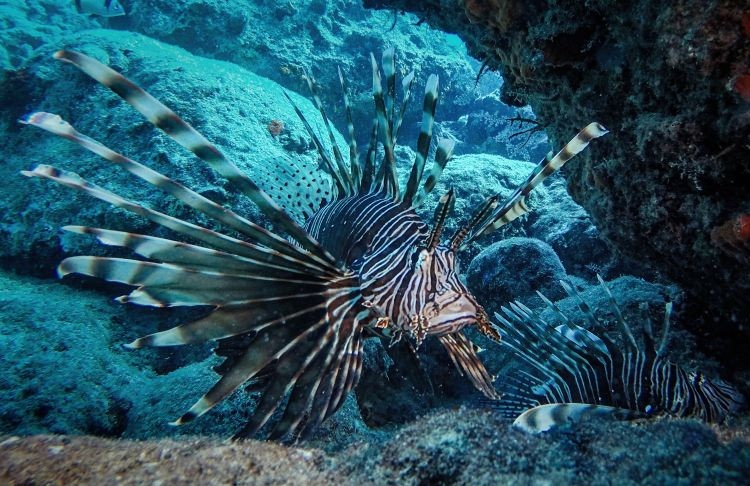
[5,409,749,485]
[364,0,750,335]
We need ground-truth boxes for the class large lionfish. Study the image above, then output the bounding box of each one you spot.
[21,48,607,440]
[493,276,744,433]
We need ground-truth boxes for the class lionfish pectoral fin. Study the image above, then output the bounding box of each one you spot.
[513,403,645,434]
[226,276,366,442]
[438,332,501,400]
[51,49,334,263]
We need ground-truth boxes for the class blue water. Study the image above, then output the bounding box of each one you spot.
[1,0,748,483]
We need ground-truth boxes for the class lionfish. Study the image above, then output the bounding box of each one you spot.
[21,47,607,440]
[493,276,744,433]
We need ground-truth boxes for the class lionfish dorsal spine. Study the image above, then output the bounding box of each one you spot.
[282,90,349,196]
[302,70,354,194]
[370,52,398,198]
[50,50,335,263]
[657,301,673,357]
[337,65,360,187]
[449,194,498,251]
[360,118,378,192]
[412,137,455,207]
[594,274,640,351]
[392,70,416,143]
[465,122,609,245]
[403,73,439,205]
[426,188,455,251]
[382,47,396,125]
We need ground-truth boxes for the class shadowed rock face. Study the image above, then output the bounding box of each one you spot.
[364,0,750,333]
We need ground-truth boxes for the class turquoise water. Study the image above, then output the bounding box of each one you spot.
[1,0,748,483]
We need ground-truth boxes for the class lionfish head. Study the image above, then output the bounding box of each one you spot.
[685,371,745,420]
[403,244,498,344]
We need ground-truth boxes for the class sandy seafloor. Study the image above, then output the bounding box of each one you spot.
[1,0,749,483]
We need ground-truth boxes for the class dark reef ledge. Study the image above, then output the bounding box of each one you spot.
[364,0,750,335]
[3,409,750,484]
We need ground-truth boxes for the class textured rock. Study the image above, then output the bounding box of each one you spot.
[364,0,750,334]
[336,408,750,485]
[0,434,342,485]
[3,411,749,485]
[466,237,567,312]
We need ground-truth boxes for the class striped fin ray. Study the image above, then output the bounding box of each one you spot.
[392,70,416,144]
[360,119,378,192]
[413,138,456,207]
[403,74,439,205]
[64,226,326,277]
[302,72,353,193]
[229,276,366,440]
[170,305,329,426]
[495,309,576,404]
[126,297,327,348]
[438,331,501,400]
[370,53,398,197]
[382,47,396,126]
[282,90,347,196]
[57,255,328,307]
[465,122,608,244]
[657,302,673,357]
[426,189,455,251]
[595,274,639,351]
[513,403,643,433]
[495,305,609,406]
[270,308,367,441]
[21,165,293,263]
[558,279,629,357]
[506,301,606,402]
[449,195,499,251]
[21,111,338,274]
[337,66,360,188]
[52,49,334,262]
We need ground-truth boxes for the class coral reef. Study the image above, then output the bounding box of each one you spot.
[364,0,750,340]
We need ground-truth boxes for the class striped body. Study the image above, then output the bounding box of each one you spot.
[21,48,606,440]
[493,278,744,432]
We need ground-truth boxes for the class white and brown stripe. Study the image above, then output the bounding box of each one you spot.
[491,278,744,431]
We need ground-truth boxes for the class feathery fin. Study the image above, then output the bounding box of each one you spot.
[52,49,334,263]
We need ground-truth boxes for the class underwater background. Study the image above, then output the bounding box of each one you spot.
[1,0,749,483]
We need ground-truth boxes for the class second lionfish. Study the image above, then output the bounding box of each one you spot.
[493,277,744,433]
[22,48,606,440]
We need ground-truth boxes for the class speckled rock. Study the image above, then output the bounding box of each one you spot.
[335,408,750,485]
[4,410,749,485]
[0,434,343,485]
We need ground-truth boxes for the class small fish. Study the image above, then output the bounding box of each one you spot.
[75,0,125,17]
[492,276,744,433]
